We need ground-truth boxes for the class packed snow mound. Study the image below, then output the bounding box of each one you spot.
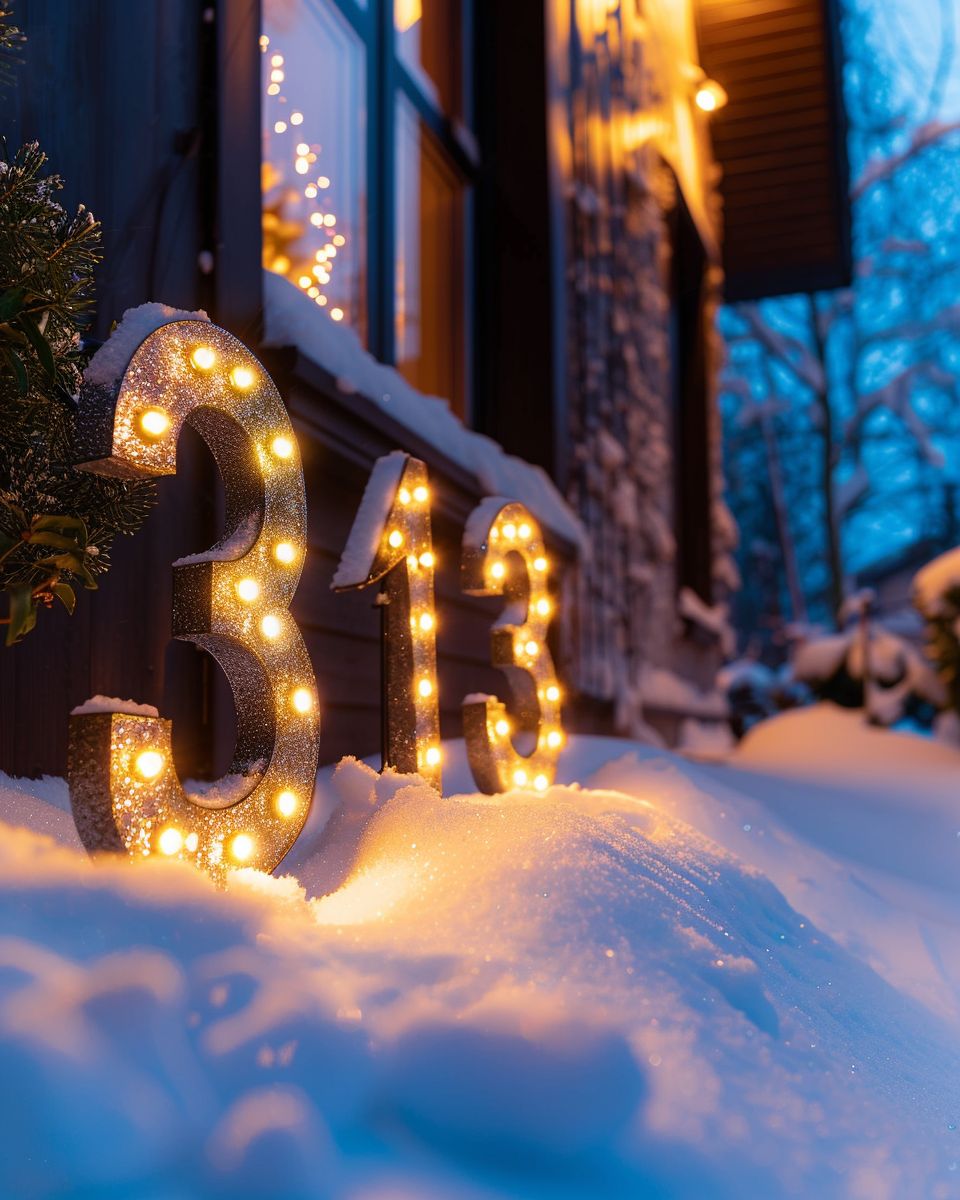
[3,747,960,1197]
[733,701,960,777]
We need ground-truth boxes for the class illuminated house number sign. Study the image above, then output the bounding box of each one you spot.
[67,320,564,879]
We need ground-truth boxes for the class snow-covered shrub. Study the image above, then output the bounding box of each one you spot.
[913,546,960,720]
[791,618,944,727]
[718,658,811,739]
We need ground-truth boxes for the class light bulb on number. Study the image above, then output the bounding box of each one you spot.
[236,577,260,603]
[229,365,256,391]
[413,485,429,503]
[419,612,434,632]
[546,684,561,703]
[518,523,532,540]
[533,556,548,572]
[534,774,548,791]
[271,435,294,460]
[291,687,313,713]
[425,746,442,767]
[388,529,404,549]
[157,827,183,855]
[495,718,511,737]
[274,541,296,565]
[491,561,505,580]
[261,614,282,640]
[524,640,539,657]
[514,769,528,787]
[419,551,435,568]
[547,729,564,749]
[231,833,254,862]
[190,346,216,371]
[503,523,517,540]
[139,409,170,439]
[536,598,551,617]
[418,678,433,698]
[135,750,164,780]
[276,789,298,817]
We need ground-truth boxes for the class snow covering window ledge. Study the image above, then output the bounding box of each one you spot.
[262,272,586,556]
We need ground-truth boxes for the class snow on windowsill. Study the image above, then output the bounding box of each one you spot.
[262,271,586,555]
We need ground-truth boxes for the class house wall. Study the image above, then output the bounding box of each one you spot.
[547,0,737,740]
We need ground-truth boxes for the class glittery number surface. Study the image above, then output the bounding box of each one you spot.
[461,499,564,794]
[333,454,442,790]
[67,320,320,878]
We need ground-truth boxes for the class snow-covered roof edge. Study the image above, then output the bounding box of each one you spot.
[261,271,586,555]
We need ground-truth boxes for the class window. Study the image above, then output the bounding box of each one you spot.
[261,0,476,418]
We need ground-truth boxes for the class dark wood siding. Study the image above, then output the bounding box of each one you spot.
[697,0,851,301]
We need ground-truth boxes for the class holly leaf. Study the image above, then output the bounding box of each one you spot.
[32,514,87,537]
[5,583,37,645]
[51,582,76,614]
[27,530,84,550]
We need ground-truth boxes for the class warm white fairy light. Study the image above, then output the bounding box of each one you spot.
[461,499,565,795]
[262,38,351,318]
[67,321,321,883]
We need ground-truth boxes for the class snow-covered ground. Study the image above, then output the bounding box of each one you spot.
[3,708,960,1198]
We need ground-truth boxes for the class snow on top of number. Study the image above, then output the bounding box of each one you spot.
[331,451,407,589]
[914,544,960,616]
[84,302,210,387]
[262,271,587,554]
[70,695,160,717]
[462,495,519,552]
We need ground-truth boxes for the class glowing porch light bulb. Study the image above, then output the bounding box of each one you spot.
[157,827,183,856]
[413,485,429,503]
[518,523,532,540]
[419,612,434,632]
[190,345,216,371]
[545,684,561,703]
[533,556,548,572]
[546,729,564,749]
[271,435,294,459]
[419,551,435,568]
[503,523,517,540]
[490,561,505,580]
[139,408,170,438]
[291,687,313,713]
[388,528,404,548]
[513,769,528,787]
[135,749,165,780]
[418,678,433,698]
[534,774,549,791]
[274,541,297,564]
[524,640,539,657]
[535,598,551,617]
[425,746,442,767]
[494,718,511,737]
[230,833,254,862]
[276,789,298,817]
[261,613,282,640]
[695,79,727,113]
[229,365,256,390]
[236,577,260,603]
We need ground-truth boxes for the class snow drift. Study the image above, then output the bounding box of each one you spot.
[2,729,960,1197]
